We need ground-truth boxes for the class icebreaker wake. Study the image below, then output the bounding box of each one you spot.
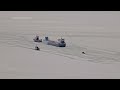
[0,32,120,64]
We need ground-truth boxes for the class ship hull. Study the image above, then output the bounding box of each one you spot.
[43,40,66,47]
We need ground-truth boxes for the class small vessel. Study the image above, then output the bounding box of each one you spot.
[35,45,40,51]
[33,36,42,42]
[82,52,86,54]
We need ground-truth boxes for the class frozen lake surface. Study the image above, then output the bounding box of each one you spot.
[0,11,120,79]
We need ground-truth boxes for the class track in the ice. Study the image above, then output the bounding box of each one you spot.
[0,31,120,64]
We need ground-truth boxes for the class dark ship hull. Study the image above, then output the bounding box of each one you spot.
[48,40,66,47]
[33,39,42,42]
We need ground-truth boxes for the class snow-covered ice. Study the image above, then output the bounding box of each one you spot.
[0,11,120,79]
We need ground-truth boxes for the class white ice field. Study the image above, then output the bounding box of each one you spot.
[0,11,120,79]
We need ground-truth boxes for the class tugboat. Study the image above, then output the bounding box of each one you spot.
[33,36,42,42]
[35,45,40,51]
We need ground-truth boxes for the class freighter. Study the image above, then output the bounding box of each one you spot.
[42,37,66,47]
